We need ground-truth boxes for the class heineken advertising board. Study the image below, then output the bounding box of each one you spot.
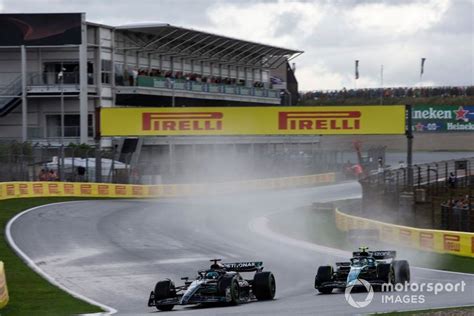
[412,105,474,132]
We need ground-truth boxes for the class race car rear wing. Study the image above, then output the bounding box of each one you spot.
[223,261,263,272]
[352,250,396,260]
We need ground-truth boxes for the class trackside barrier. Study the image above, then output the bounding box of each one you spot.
[0,261,8,309]
[0,173,335,201]
[335,208,474,258]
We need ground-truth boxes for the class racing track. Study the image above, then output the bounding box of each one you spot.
[8,181,474,315]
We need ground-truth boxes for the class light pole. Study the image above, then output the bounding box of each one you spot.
[280,90,292,106]
[170,79,176,107]
[58,68,65,180]
[380,64,384,105]
[58,68,65,145]
[286,90,292,106]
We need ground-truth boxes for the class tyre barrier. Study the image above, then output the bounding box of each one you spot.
[0,262,8,309]
[0,173,335,201]
[335,208,474,258]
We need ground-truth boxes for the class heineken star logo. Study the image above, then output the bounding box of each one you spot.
[454,106,469,122]
[415,122,425,131]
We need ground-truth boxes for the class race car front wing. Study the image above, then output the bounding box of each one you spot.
[148,291,230,307]
[316,279,387,290]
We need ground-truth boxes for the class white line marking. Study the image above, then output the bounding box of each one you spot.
[154,257,209,264]
[414,266,474,276]
[5,201,118,315]
[248,216,351,259]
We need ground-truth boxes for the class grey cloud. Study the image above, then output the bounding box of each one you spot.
[429,0,473,34]
[273,12,301,37]
[1,0,472,89]
[2,0,217,27]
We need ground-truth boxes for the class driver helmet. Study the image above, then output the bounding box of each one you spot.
[205,271,219,279]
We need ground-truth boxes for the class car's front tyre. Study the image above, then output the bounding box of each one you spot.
[218,275,240,305]
[315,266,333,294]
[154,279,176,311]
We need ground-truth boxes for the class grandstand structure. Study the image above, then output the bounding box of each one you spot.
[1,13,351,183]
[0,13,303,148]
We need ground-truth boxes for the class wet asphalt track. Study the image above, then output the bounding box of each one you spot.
[9,181,474,315]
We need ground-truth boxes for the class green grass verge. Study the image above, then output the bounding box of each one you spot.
[373,305,474,315]
[269,206,474,274]
[0,197,105,316]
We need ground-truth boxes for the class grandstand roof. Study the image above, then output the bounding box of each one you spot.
[116,23,303,69]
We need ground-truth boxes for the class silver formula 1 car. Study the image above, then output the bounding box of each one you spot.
[148,259,276,311]
[315,247,410,294]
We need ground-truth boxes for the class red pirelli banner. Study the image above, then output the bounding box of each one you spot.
[100,106,406,136]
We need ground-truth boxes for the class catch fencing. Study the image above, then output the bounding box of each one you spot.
[440,199,473,232]
[361,158,473,194]
[0,142,115,183]
[0,141,355,184]
[359,157,474,232]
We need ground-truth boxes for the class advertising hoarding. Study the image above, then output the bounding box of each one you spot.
[412,105,474,132]
[100,106,407,136]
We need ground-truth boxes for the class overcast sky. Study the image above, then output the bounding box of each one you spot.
[1,0,472,90]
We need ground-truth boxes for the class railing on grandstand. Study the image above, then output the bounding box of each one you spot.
[133,76,280,99]
[27,71,94,86]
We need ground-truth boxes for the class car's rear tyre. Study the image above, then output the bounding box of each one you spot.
[154,279,176,311]
[315,265,333,293]
[253,271,276,300]
[393,260,410,284]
